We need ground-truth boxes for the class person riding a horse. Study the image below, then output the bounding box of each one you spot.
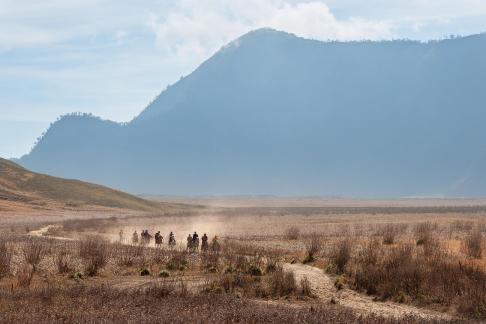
[154,231,163,247]
[201,233,209,252]
[191,232,200,251]
[168,232,176,248]
[141,230,152,245]
[211,235,221,252]
[132,230,138,244]
[186,234,193,250]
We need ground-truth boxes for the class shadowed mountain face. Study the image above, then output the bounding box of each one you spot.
[19,29,486,197]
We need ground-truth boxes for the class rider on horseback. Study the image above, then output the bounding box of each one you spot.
[154,231,163,247]
[211,235,221,252]
[168,231,176,247]
[186,234,193,250]
[201,233,208,252]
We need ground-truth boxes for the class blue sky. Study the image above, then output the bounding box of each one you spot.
[2,0,486,158]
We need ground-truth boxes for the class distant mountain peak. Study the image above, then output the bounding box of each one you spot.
[19,31,486,197]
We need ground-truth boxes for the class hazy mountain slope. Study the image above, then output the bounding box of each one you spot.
[20,29,486,197]
[0,157,163,211]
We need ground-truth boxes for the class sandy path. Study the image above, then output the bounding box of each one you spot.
[28,224,75,241]
[283,263,454,320]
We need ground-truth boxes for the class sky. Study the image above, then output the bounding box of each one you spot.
[1,0,486,158]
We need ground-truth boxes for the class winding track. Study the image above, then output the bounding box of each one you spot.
[283,263,454,320]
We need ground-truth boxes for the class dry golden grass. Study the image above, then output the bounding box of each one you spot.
[0,198,485,322]
[0,158,173,212]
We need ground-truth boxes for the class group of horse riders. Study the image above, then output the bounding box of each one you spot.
[122,229,219,251]
[186,232,211,252]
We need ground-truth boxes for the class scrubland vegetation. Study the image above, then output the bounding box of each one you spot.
[0,203,485,323]
[320,220,486,320]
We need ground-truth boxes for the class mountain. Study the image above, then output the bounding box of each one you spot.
[19,29,486,197]
[0,157,164,212]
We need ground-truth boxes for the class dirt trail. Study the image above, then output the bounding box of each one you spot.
[28,224,74,241]
[283,263,453,320]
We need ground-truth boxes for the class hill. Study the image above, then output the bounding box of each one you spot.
[19,29,486,197]
[0,157,163,212]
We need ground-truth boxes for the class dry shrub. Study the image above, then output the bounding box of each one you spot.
[144,281,176,298]
[22,239,46,272]
[329,239,353,274]
[380,224,403,245]
[222,240,266,258]
[166,251,188,271]
[208,262,297,298]
[450,220,474,233]
[421,236,442,258]
[353,244,418,298]
[351,241,486,319]
[55,246,72,274]
[178,278,189,297]
[79,236,108,276]
[16,264,34,288]
[265,257,279,274]
[300,276,312,296]
[456,268,486,318]
[223,243,265,275]
[0,241,12,279]
[114,243,145,267]
[303,232,322,263]
[152,248,167,265]
[464,229,482,259]
[284,226,300,240]
[413,222,436,246]
[213,272,256,295]
[232,255,250,273]
[478,222,486,233]
[267,266,297,297]
[201,251,220,272]
[358,238,380,266]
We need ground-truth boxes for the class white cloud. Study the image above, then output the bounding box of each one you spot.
[324,0,486,20]
[147,0,393,63]
[261,2,392,40]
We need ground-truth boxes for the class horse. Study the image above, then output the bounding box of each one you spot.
[155,234,163,248]
[132,232,139,245]
[168,236,176,249]
[191,237,200,252]
[211,239,221,253]
[141,232,152,246]
[201,240,209,252]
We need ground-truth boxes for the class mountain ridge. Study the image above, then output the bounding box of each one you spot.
[19,29,486,197]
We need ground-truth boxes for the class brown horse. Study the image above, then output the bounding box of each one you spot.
[155,233,163,248]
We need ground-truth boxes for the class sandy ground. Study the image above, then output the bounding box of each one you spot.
[7,197,486,321]
[26,223,459,321]
[284,263,453,321]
